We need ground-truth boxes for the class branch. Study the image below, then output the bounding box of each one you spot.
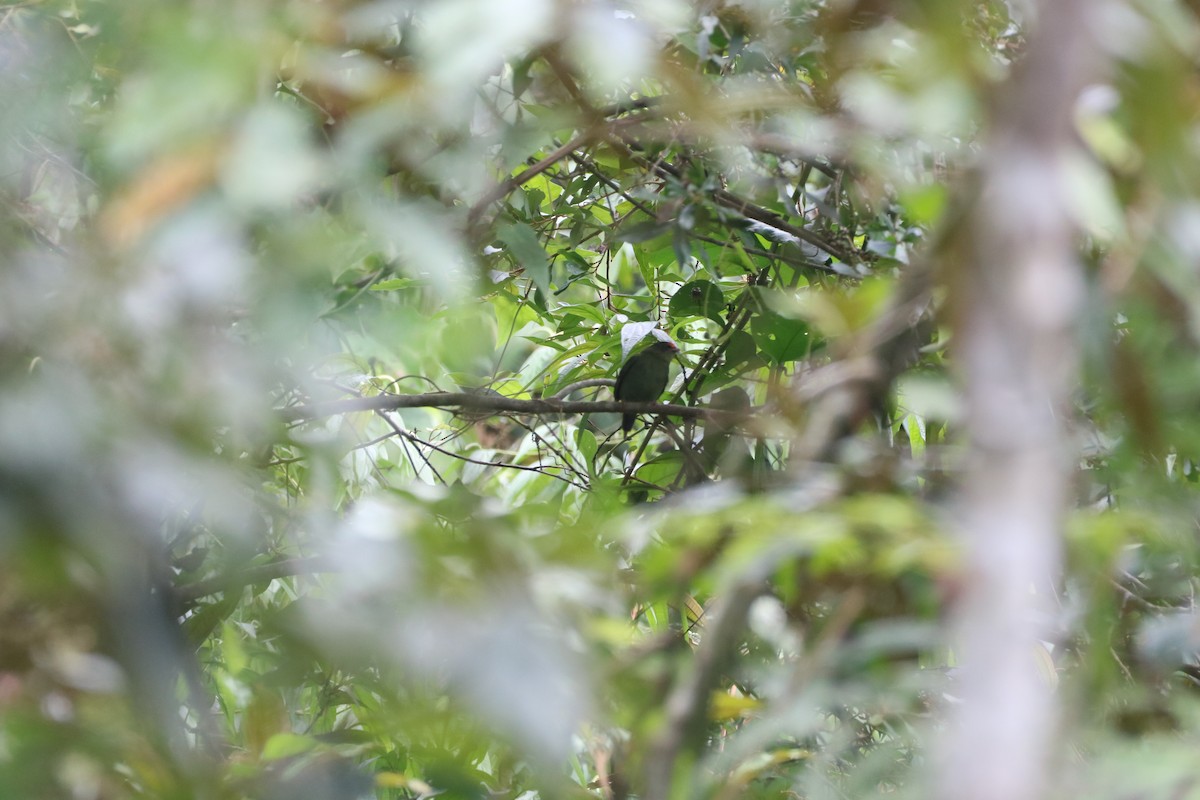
[280,391,736,425]
[395,422,591,490]
[630,152,864,268]
[790,263,935,463]
[935,1,1100,799]
[642,575,764,800]
[467,128,598,227]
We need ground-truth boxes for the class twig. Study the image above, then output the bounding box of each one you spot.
[552,378,614,399]
[467,130,598,227]
[373,409,447,484]
[390,422,590,490]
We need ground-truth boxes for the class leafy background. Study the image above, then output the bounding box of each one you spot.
[3,1,1200,799]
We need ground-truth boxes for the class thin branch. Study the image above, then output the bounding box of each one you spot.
[626,149,862,268]
[394,421,590,490]
[467,129,599,227]
[510,417,594,487]
[537,62,858,273]
[372,408,447,485]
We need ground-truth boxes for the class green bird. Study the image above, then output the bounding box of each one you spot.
[614,340,679,432]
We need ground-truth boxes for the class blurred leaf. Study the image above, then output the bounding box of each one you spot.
[262,734,319,761]
[615,219,672,244]
[245,689,289,756]
[750,310,811,364]
[498,221,551,296]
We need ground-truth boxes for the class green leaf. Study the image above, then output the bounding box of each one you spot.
[899,183,947,226]
[370,277,420,292]
[672,226,693,270]
[575,427,598,468]
[244,689,288,755]
[615,219,671,244]
[723,330,759,367]
[669,279,726,324]
[557,302,609,328]
[261,733,319,761]
[498,222,551,296]
[632,452,685,489]
[750,310,811,364]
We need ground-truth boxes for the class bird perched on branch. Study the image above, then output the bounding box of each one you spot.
[614,340,679,432]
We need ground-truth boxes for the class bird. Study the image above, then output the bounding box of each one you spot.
[614,340,679,432]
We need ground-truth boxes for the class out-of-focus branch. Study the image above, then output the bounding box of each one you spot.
[641,575,764,800]
[935,1,1101,799]
[789,263,935,463]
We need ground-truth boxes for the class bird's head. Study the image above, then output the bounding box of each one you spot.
[645,340,679,359]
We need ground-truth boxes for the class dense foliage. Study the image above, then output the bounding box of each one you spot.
[4,1,1200,799]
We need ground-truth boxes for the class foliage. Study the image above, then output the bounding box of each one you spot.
[4,1,1200,799]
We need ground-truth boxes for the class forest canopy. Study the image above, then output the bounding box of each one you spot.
[3,1,1200,799]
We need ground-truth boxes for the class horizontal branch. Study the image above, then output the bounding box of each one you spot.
[280,391,735,425]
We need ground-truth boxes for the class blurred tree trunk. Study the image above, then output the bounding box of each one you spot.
[937,2,1101,799]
